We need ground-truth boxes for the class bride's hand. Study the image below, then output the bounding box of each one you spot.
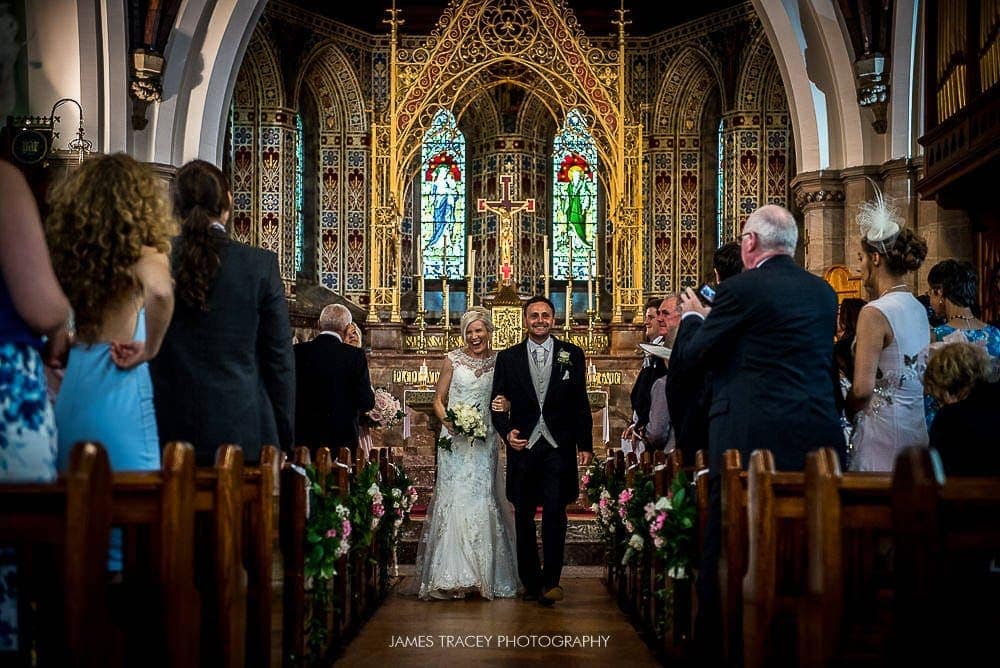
[443,420,456,435]
[491,394,510,413]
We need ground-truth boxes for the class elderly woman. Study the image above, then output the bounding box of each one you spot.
[411,307,519,600]
[923,342,1000,475]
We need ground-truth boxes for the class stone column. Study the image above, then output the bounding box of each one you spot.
[914,156,973,290]
[840,165,882,271]
[791,170,846,275]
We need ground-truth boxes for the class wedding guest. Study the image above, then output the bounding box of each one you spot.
[623,297,665,445]
[923,342,1000,475]
[0,9,73,650]
[294,304,375,455]
[48,153,174,569]
[150,160,294,465]
[345,321,374,456]
[834,297,866,383]
[848,189,929,471]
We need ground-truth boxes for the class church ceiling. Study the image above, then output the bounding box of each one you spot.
[288,0,744,37]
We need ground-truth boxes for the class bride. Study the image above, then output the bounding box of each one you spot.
[412,307,519,600]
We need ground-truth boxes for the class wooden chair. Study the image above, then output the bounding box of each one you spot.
[719,449,747,663]
[0,441,112,668]
[892,446,1000,664]
[742,449,807,668]
[110,441,199,668]
[279,446,311,666]
[800,448,892,667]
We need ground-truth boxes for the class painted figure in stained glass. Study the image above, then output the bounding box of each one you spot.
[552,109,597,280]
[420,109,466,279]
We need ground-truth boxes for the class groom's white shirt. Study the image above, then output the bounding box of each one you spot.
[526,336,558,449]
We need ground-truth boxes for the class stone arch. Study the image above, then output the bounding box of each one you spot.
[153,0,268,166]
[294,41,367,133]
[654,47,723,134]
[233,21,285,110]
[750,0,866,170]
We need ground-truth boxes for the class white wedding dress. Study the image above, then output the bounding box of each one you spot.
[412,349,519,600]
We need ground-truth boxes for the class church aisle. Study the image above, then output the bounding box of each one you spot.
[334,577,660,666]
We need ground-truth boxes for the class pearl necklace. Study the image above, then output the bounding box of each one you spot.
[879,283,908,298]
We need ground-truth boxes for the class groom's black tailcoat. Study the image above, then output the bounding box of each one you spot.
[491,337,593,505]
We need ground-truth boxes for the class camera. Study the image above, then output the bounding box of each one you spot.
[697,283,716,306]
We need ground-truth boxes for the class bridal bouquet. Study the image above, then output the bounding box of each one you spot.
[436,402,487,452]
[367,388,405,429]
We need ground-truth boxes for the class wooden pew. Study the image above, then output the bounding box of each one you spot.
[742,449,807,668]
[719,448,747,663]
[189,445,248,668]
[111,441,199,668]
[800,448,892,667]
[693,449,709,559]
[279,446,311,666]
[892,446,1000,664]
[242,445,279,668]
[0,441,112,668]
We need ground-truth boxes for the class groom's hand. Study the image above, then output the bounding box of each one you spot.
[579,451,593,466]
[507,429,528,451]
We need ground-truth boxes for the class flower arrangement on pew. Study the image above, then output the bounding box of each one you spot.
[618,469,656,566]
[582,455,627,555]
[366,388,405,429]
[376,464,419,588]
[348,462,384,551]
[303,465,354,657]
[647,470,696,580]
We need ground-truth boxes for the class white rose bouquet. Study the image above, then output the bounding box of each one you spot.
[437,401,487,452]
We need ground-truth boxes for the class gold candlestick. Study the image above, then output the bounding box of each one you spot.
[466,273,474,311]
[441,276,450,350]
[595,273,603,321]
[414,273,427,354]
[564,280,573,337]
[585,308,598,354]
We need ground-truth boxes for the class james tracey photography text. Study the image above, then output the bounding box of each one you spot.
[389,634,612,649]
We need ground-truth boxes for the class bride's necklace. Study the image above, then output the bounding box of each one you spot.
[879,283,908,298]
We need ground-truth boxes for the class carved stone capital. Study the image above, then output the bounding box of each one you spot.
[130,49,165,131]
[791,170,846,211]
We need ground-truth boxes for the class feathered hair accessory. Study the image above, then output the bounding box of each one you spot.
[857,178,901,254]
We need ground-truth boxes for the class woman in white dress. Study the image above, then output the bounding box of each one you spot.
[847,187,929,471]
[412,307,519,600]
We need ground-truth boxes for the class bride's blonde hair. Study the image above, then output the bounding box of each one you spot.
[460,307,493,339]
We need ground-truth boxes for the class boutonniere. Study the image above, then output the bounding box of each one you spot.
[556,349,572,369]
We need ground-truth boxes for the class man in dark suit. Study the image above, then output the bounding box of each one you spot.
[490,296,593,607]
[294,304,375,455]
[671,205,843,660]
[151,214,295,467]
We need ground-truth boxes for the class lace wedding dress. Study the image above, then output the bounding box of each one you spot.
[412,349,519,600]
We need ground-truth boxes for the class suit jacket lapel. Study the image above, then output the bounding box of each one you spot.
[542,339,563,408]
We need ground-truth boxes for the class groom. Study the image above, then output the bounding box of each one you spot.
[491,296,593,606]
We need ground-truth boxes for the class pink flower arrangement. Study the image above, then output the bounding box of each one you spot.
[368,388,404,428]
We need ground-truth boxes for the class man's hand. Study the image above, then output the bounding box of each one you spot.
[43,327,71,369]
[579,451,593,466]
[622,423,636,441]
[507,429,528,451]
[680,287,711,317]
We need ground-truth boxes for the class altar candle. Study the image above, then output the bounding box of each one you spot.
[416,245,423,277]
[543,236,549,277]
[468,248,476,277]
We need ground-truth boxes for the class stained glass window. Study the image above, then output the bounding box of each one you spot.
[295,114,304,273]
[552,109,597,280]
[420,109,466,279]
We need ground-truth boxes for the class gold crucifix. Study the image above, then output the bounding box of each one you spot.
[476,174,535,286]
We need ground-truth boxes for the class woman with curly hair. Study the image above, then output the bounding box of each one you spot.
[150,160,294,465]
[48,153,174,512]
[847,186,929,471]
